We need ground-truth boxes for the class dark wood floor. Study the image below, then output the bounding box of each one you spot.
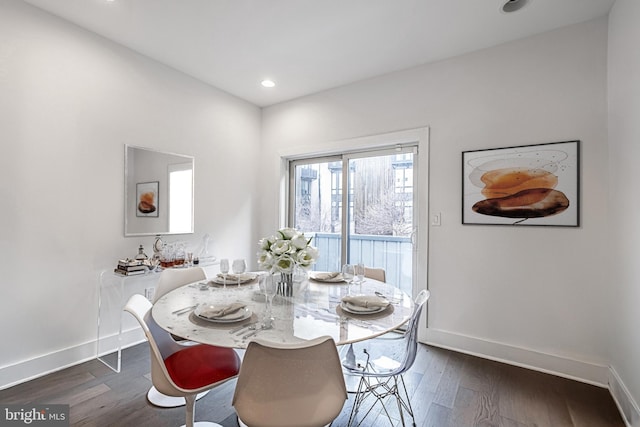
[0,343,625,427]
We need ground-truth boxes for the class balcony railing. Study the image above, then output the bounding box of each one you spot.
[310,232,413,295]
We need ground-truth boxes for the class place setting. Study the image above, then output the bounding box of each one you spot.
[208,273,257,287]
[216,272,280,339]
[308,271,345,283]
[189,301,256,330]
[336,293,394,319]
[207,258,258,287]
[308,263,363,284]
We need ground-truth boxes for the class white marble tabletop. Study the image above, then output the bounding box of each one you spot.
[152,274,414,349]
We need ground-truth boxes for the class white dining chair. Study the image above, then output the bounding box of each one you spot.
[147,267,209,408]
[124,294,241,427]
[232,336,347,427]
[344,289,430,427]
[363,267,386,283]
[153,267,206,304]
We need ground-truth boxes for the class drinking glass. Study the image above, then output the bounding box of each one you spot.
[219,258,229,289]
[356,263,365,284]
[259,273,278,329]
[232,259,247,286]
[342,264,355,285]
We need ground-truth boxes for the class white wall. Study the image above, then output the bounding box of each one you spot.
[262,18,610,383]
[608,0,640,424]
[0,0,261,387]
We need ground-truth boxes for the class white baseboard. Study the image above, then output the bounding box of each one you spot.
[424,328,640,426]
[424,328,610,386]
[0,326,145,390]
[609,367,640,427]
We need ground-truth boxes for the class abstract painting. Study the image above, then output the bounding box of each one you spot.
[136,181,159,217]
[462,140,580,226]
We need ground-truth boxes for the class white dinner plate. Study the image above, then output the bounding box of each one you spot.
[340,302,388,315]
[194,304,252,323]
[210,273,257,285]
[309,272,345,283]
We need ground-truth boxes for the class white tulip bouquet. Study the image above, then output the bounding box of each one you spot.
[257,227,318,273]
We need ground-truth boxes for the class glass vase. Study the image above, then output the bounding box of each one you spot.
[278,272,293,297]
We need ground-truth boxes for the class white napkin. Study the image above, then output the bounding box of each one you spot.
[313,272,341,281]
[198,302,246,319]
[341,295,389,312]
[216,273,254,282]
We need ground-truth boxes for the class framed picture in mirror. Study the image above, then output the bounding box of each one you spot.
[136,181,159,217]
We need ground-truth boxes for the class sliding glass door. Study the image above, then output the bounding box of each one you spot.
[289,146,417,296]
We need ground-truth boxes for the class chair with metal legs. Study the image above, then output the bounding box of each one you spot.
[124,294,240,427]
[344,290,430,427]
[340,267,387,393]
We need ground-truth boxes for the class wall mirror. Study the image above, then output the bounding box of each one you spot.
[124,145,194,236]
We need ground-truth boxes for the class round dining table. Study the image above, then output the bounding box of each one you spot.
[152,273,414,349]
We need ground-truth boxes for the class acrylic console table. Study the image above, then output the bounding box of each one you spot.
[97,263,218,372]
[97,270,160,372]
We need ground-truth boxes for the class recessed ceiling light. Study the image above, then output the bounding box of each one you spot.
[261,79,276,88]
[502,0,529,13]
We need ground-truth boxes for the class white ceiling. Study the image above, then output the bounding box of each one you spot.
[21,0,615,107]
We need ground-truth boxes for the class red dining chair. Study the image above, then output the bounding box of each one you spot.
[149,266,208,407]
[124,294,240,427]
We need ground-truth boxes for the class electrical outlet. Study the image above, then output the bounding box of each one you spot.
[144,286,156,302]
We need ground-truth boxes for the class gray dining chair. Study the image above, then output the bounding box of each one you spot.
[344,289,430,427]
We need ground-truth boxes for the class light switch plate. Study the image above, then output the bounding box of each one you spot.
[432,212,441,226]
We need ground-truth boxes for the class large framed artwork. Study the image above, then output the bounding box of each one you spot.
[462,140,580,227]
[136,181,159,217]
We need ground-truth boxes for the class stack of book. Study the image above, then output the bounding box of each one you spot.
[114,259,147,276]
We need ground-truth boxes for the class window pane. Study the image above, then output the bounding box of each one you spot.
[293,161,342,272]
[290,148,416,298]
[348,153,414,295]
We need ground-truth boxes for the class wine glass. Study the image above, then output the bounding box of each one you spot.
[219,259,229,289]
[232,259,247,286]
[356,263,365,286]
[342,264,355,285]
[260,274,278,329]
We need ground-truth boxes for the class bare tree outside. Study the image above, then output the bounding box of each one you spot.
[293,155,413,236]
[291,151,414,293]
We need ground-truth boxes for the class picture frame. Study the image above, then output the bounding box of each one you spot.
[136,181,159,217]
[462,140,580,227]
